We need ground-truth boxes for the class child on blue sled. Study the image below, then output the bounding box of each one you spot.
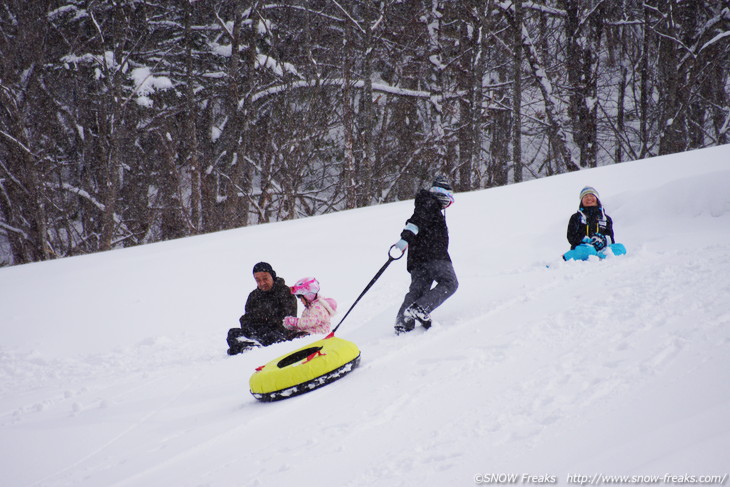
[563,186,627,261]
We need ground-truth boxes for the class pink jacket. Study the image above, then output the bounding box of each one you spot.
[282,296,337,335]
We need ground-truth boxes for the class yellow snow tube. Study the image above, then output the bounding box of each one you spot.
[249,333,361,402]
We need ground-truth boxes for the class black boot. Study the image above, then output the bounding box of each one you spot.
[394,315,416,335]
[404,304,432,329]
[227,328,259,355]
[227,340,258,355]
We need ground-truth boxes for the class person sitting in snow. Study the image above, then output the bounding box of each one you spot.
[563,186,626,261]
[282,277,337,336]
[226,262,302,355]
[392,175,459,334]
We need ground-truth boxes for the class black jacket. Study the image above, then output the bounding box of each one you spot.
[401,190,451,271]
[239,277,297,329]
[567,205,615,249]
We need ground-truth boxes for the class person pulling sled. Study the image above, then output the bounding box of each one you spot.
[392,176,459,334]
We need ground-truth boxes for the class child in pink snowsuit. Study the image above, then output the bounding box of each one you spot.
[283,277,337,335]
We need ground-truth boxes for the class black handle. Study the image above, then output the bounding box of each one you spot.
[331,246,404,333]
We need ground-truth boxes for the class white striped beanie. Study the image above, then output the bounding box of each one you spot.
[579,186,599,201]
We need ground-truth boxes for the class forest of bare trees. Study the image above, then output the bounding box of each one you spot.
[1,0,728,266]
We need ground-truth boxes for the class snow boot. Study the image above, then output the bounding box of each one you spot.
[227,339,260,356]
[404,304,432,330]
[394,315,416,335]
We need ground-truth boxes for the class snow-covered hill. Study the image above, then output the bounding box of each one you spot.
[1,146,729,487]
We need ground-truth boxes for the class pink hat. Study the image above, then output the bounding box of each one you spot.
[290,277,320,301]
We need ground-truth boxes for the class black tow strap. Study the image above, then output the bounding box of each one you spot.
[332,245,405,333]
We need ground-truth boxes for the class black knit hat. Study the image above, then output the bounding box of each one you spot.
[252,262,276,279]
[432,175,452,191]
[430,175,454,209]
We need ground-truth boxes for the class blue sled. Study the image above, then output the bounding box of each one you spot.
[563,243,626,261]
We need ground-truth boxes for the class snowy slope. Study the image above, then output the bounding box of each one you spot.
[1,146,729,487]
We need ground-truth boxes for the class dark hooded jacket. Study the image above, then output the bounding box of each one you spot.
[401,190,451,272]
[239,277,297,330]
[567,203,615,249]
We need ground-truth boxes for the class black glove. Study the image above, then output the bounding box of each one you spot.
[590,233,607,251]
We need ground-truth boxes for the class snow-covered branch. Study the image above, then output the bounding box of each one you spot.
[248,79,464,106]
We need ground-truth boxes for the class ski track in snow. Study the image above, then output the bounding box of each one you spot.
[3,250,729,487]
[1,147,729,486]
[3,254,729,485]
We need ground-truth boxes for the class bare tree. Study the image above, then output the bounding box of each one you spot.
[1,0,727,265]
